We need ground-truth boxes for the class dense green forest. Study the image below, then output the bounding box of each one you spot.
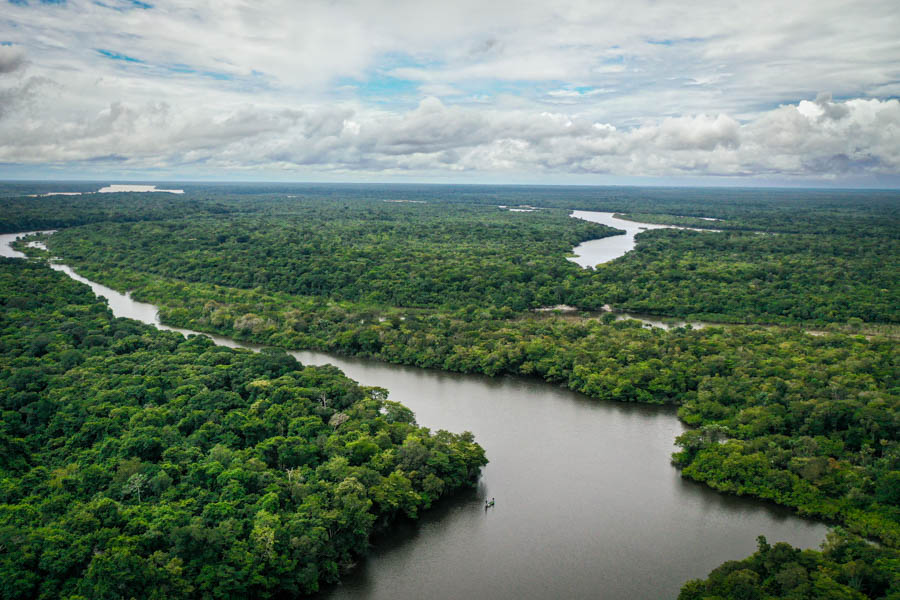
[584,228,897,322]
[0,193,233,234]
[1,184,898,598]
[0,258,486,599]
[4,182,895,235]
[38,264,897,547]
[27,190,897,324]
[679,532,899,600]
[43,203,617,311]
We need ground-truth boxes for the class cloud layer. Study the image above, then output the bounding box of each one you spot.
[1,0,899,182]
[0,45,26,74]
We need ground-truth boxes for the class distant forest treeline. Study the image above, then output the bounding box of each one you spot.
[21,190,897,324]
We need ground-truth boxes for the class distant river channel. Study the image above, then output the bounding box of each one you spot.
[567,210,719,268]
[567,211,724,331]
[2,232,828,600]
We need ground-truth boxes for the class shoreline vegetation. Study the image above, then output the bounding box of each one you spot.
[0,257,487,598]
[44,261,898,545]
[2,184,898,598]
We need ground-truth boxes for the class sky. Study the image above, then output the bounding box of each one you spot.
[1,0,899,186]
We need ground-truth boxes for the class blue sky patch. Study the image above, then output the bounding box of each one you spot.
[333,52,452,103]
[165,63,233,81]
[647,37,705,46]
[96,48,144,63]
[94,49,243,84]
[93,0,152,11]
[343,76,418,98]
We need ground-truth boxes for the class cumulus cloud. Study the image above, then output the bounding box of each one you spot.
[0,46,26,74]
[1,93,898,180]
[0,46,53,120]
[797,92,850,122]
[1,0,899,181]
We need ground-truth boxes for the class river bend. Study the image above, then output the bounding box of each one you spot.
[1,232,828,600]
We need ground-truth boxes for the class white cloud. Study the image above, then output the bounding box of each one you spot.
[1,89,898,180]
[1,0,898,181]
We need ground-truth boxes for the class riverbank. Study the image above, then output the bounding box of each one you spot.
[1,232,836,600]
[11,229,900,549]
[0,256,489,598]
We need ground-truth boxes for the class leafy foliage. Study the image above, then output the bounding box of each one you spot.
[37,188,900,323]
[32,256,900,546]
[581,228,898,323]
[0,192,233,234]
[0,258,486,599]
[679,532,899,600]
[2,183,899,595]
[45,201,615,311]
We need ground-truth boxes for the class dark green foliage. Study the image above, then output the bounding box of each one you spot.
[46,201,615,311]
[0,258,486,599]
[41,256,900,546]
[33,187,899,323]
[2,184,899,595]
[5,184,898,323]
[14,187,899,546]
[581,228,898,323]
[0,191,232,233]
[679,532,899,600]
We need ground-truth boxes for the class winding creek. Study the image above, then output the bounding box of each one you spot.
[568,210,679,268]
[568,211,720,330]
[568,210,719,269]
[1,230,829,599]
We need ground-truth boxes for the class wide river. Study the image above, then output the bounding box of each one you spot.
[1,231,828,600]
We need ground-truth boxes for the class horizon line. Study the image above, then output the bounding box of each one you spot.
[1,179,899,192]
